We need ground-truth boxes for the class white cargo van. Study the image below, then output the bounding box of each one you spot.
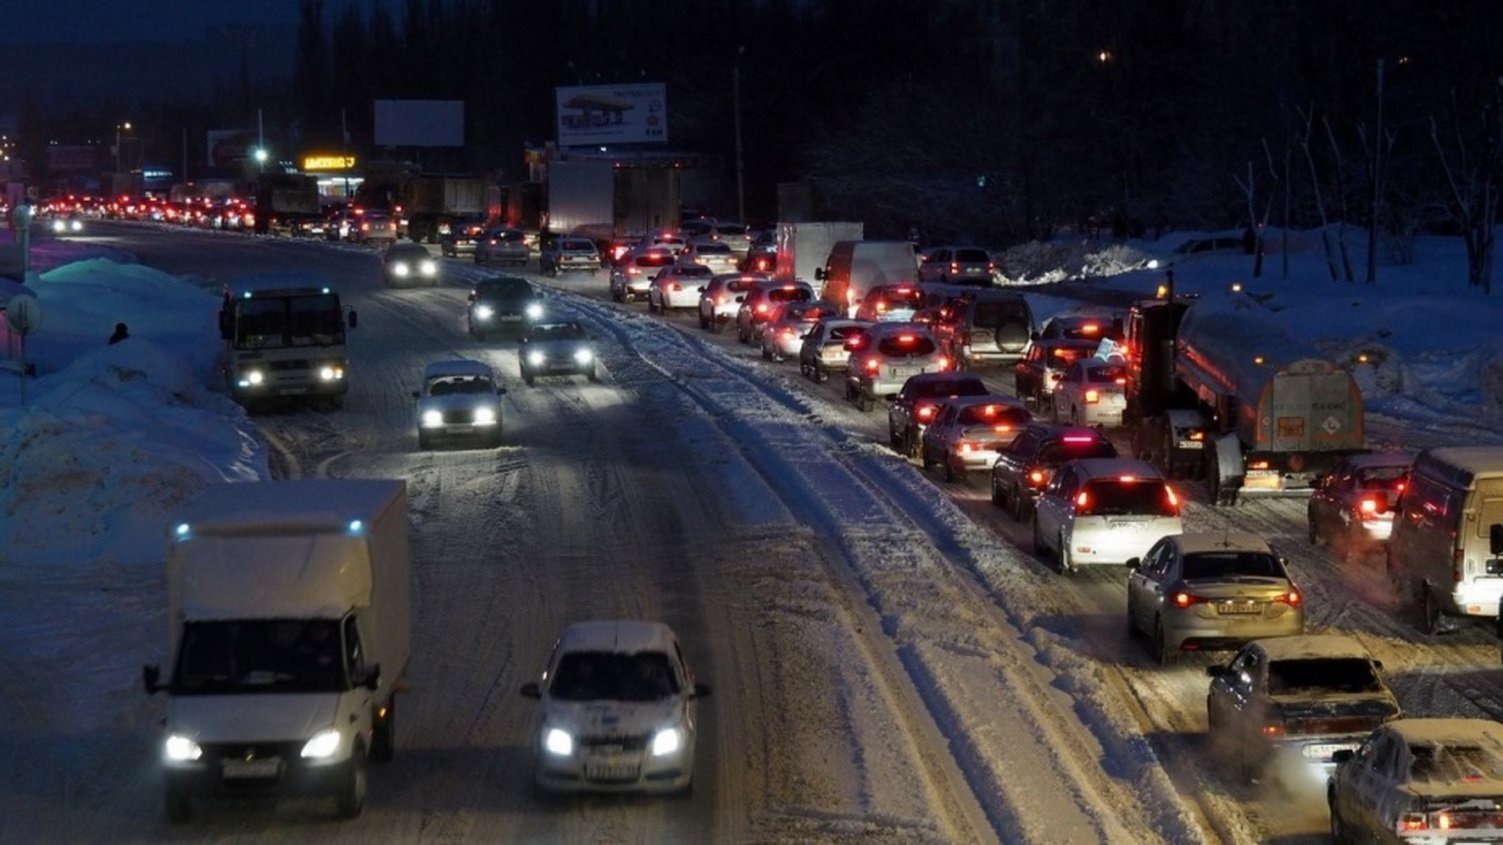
[1386,447,1503,633]
[816,240,919,317]
[143,479,411,822]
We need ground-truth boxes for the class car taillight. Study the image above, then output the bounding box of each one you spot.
[1172,591,1207,608]
[1275,589,1303,607]
[1260,723,1286,737]
[936,355,950,371]
[781,327,795,338]
[716,295,727,305]
[957,441,976,454]
[1166,486,1179,510]
[993,424,1011,433]
[1187,430,1205,441]
[1358,497,1381,519]
[1084,389,1100,403]
[1398,813,1428,832]
[865,357,881,374]
[755,257,769,270]
[916,404,936,422]
[949,262,959,272]
[669,283,681,292]
[898,334,915,344]
[757,303,769,314]
[876,301,888,312]
[1028,469,1046,486]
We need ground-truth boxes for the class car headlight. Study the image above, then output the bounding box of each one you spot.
[525,302,544,320]
[473,407,497,425]
[165,734,203,762]
[651,727,682,757]
[420,259,437,276]
[319,365,344,381]
[544,727,573,756]
[243,370,265,386]
[392,262,410,276]
[52,220,65,233]
[422,409,444,428]
[300,728,342,759]
[574,348,594,364]
[70,220,83,232]
[475,304,494,320]
[527,350,545,366]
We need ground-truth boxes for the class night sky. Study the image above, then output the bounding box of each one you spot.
[0,1,301,44]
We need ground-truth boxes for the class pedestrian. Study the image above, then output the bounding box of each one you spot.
[108,322,129,345]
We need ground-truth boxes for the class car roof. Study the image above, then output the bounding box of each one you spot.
[1339,451,1415,470]
[1066,457,1164,480]
[1249,634,1375,662]
[1382,718,1503,748]
[943,393,1027,410]
[423,359,492,379]
[556,620,678,654]
[1170,531,1274,555]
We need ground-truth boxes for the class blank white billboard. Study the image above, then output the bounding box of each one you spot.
[374,100,464,147]
[556,83,668,146]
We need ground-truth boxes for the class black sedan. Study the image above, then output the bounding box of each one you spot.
[468,276,543,339]
[519,321,600,385]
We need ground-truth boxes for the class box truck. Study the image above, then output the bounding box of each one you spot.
[143,479,411,822]
[815,239,919,316]
[773,221,864,294]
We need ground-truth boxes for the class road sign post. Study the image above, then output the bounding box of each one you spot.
[5,294,41,405]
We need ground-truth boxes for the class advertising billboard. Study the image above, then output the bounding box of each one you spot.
[374,100,464,147]
[555,83,668,146]
[206,129,255,168]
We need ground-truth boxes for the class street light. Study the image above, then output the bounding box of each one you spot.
[114,121,132,172]
[253,147,269,173]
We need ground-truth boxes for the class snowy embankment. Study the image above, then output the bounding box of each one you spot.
[554,289,1210,844]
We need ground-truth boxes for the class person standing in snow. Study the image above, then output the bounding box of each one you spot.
[108,322,130,345]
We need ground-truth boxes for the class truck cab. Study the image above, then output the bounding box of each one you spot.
[219,284,356,411]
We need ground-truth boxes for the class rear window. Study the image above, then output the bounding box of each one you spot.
[694,242,731,254]
[767,287,813,304]
[727,279,759,292]
[957,404,1029,427]
[638,253,675,267]
[1181,552,1284,580]
[562,240,595,251]
[493,230,524,242]
[916,377,987,398]
[1085,365,1128,384]
[1045,346,1092,367]
[1409,745,1503,785]
[876,335,938,356]
[828,326,867,342]
[1077,478,1176,517]
[674,265,713,277]
[1267,658,1381,695]
[716,224,748,235]
[975,301,1028,326]
[1358,466,1408,489]
[1038,439,1117,465]
[955,249,991,263]
[874,288,923,305]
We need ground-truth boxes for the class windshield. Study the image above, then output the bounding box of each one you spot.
[475,279,532,300]
[827,325,868,343]
[1085,365,1128,384]
[173,619,345,694]
[1410,745,1503,785]
[548,651,681,702]
[1181,552,1284,580]
[233,293,344,349]
[427,374,495,396]
[974,301,1028,327]
[528,324,587,341]
[562,240,595,252]
[955,249,990,263]
[1267,658,1381,695]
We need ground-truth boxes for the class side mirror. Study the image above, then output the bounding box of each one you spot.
[142,664,162,695]
[1205,665,1228,678]
[519,682,541,699]
[467,292,477,302]
[361,663,382,691]
[691,682,712,699]
[347,310,359,329]
[1125,557,1141,571]
[1332,749,1355,764]
[1492,524,1503,555]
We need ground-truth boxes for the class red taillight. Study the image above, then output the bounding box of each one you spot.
[1075,491,1090,508]
[993,424,1011,433]
[1081,323,1099,334]
[1277,589,1303,607]
[1172,591,1206,609]
[957,441,976,454]
[755,257,769,270]
[898,334,915,344]
[757,303,770,314]
[1166,486,1180,510]
[1187,431,1205,442]
[876,301,888,312]
[1062,435,1095,443]
[1260,724,1286,737]
[1396,481,1406,492]
[716,295,727,305]
[1398,813,1428,832]
[1084,389,1100,403]
[668,283,681,292]
[949,262,959,272]
[936,355,950,371]
[361,222,370,231]
[865,357,881,374]
[1115,377,1127,385]
[1028,469,1046,485]
[916,404,936,422]
[780,327,795,338]
[1359,497,1379,518]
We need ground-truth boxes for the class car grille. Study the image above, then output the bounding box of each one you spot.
[578,733,650,751]
[443,410,475,424]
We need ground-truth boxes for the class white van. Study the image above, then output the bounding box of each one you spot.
[1386,447,1503,633]
[816,240,919,317]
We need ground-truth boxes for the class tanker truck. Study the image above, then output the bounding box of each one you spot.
[1125,296,1366,505]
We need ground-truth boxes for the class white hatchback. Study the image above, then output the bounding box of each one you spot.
[1051,358,1129,427]
[520,620,711,796]
[1032,457,1183,573]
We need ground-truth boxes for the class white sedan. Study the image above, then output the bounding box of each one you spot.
[413,359,505,449]
[648,263,715,313]
[1051,358,1129,426]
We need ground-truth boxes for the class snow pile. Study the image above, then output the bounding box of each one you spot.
[993,238,1157,285]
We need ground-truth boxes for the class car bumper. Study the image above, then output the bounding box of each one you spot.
[534,749,692,795]
[1163,610,1304,653]
[767,335,805,356]
[1447,580,1503,618]
[663,291,700,309]
[165,755,353,798]
[947,449,1003,473]
[1073,403,1127,427]
[1067,525,1179,566]
[554,260,600,272]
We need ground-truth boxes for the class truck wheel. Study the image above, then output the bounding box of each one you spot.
[371,698,395,763]
[587,366,600,383]
[1421,584,1444,635]
[337,752,368,819]
[164,785,191,824]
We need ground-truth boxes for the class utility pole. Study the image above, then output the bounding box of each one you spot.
[181,127,188,183]
[1366,58,1383,285]
[733,46,746,223]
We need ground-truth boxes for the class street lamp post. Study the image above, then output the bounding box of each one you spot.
[114,121,132,173]
[733,45,746,223]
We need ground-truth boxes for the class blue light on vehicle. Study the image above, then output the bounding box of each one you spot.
[175,523,190,538]
[348,519,363,533]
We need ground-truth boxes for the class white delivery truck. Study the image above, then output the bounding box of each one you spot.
[774,221,864,296]
[816,239,920,317]
[143,479,411,823]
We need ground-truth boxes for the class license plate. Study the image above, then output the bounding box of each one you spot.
[584,762,639,781]
[1175,440,1203,449]
[222,758,280,779]
[447,424,474,433]
[278,387,309,395]
[1302,743,1354,760]
[1217,601,1263,615]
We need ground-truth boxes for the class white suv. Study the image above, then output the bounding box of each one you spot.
[519,620,711,795]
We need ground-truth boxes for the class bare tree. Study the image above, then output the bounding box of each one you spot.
[1430,80,1503,294]
[1233,143,1278,278]
[1297,107,1341,281]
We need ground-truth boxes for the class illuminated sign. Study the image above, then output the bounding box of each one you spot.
[303,155,357,171]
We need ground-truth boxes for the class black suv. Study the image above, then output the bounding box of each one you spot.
[989,424,1117,520]
[887,372,988,458]
[468,276,542,339]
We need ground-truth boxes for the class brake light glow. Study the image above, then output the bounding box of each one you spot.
[668,283,681,292]
[1249,460,1270,470]
[898,334,915,344]
[1062,435,1096,443]
[876,301,888,312]
[1115,377,1127,385]
[865,357,880,373]
[1081,323,1099,334]
[1084,389,1100,403]
[993,424,1011,433]
[1172,591,1206,608]
[1166,486,1179,509]
[1188,431,1205,441]
[757,303,770,314]
[1398,813,1428,832]
[1260,724,1286,737]
[1438,812,1453,830]
[1359,497,1379,515]
[957,441,976,454]
[1075,491,1089,508]
[1028,469,1046,485]
[1118,475,1137,482]
[916,404,936,421]
[936,355,950,370]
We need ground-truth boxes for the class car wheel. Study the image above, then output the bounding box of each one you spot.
[815,363,828,383]
[337,751,368,819]
[990,476,1006,507]
[1306,511,1322,545]
[857,391,873,413]
[1010,485,1028,522]
[1329,801,1349,845]
[371,697,395,763]
[164,785,191,824]
[760,343,772,360]
[1152,619,1175,665]
[889,424,904,451]
[943,457,956,482]
[699,312,710,330]
[1422,583,1444,635]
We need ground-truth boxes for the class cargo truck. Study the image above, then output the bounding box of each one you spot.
[773,221,864,295]
[545,159,680,247]
[1125,295,1366,504]
[142,479,411,822]
[253,173,322,237]
[401,175,487,244]
[218,282,357,411]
